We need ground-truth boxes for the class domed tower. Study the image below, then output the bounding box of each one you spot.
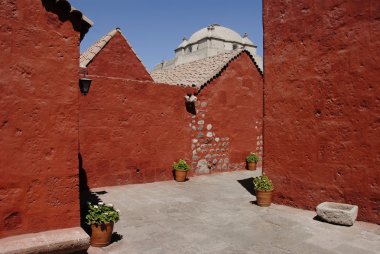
[152,24,262,71]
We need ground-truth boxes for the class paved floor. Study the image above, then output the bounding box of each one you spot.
[87,171,380,254]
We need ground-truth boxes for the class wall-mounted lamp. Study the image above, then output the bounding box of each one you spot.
[79,77,92,96]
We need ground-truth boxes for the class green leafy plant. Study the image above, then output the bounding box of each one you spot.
[173,159,190,171]
[253,175,274,191]
[246,152,261,163]
[85,202,120,225]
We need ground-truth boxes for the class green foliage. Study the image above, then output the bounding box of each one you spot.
[85,202,120,225]
[173,159,190,171]
[253,175,274,191]
[246,152,261,163]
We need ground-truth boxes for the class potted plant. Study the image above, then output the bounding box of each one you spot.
[253,175,274,207]
[86,202,120,247]
[173,159,190,182]
[246,152,260,170]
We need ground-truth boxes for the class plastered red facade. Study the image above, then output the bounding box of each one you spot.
[79,79,194,187]
[190,53,263,174]
[86,32,152,81]
[0,1,81,238]
[80,34,263,187]
[263,0,380,223]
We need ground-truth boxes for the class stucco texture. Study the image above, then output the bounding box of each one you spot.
[263,0,380,223]
[79,79,194,187]
[0,1,80,238]
[85,31,152,81]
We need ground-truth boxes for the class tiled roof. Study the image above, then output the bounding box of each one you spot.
[151,49,262,89]
[79,28,120,68]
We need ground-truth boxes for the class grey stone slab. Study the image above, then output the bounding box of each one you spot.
[334,244,378,254]
[87,171,380,254]
[0,227,89,254]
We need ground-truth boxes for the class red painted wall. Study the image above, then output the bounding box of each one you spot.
[0,1,81,238]
[79,78,194,187]
[263,0,380,223]
[80,51,263,187]
[191,53,263,173]
[86,31,152,81]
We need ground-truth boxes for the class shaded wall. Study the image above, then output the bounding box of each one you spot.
[263,0,380,223]
[79,78,195,187]
[0,1,81,238]
[190,53,263,174]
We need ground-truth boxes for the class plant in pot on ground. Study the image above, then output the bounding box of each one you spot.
[253,175,274,207]
[173,159,190,182]
[86,202,120,247]
[246,152,261,170]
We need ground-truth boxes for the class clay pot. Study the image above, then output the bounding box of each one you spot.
[90,222,114,247]
[247,162,257,171]
[175,170,187,182]
[255,189,273,207]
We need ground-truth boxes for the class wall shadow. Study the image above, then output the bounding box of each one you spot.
[237,177,255,196]
[79,153,101,235]
[78,153,123,243]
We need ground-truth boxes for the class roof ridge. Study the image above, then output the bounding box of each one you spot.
[79,27,120,68]
[195,49,263,95]
[151,49,244,87]
[114,29,152,78]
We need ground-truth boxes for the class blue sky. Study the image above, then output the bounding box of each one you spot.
[70,0,263,71]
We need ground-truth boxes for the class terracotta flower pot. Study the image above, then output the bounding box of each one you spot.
[90,222,114,247]
[175,170,187,182]
[247,162,257,171]
[255,189,273,207]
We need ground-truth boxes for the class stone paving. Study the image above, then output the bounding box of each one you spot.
[87,171,380,254]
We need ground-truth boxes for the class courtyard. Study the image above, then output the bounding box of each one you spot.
[87,171,380,254]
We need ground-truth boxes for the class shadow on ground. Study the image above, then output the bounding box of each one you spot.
[237,177,255,196]
[78,153,123,243]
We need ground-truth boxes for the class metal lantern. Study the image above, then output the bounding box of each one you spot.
[79,77,92,96]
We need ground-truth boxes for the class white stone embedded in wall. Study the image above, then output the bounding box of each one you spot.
[197,159,209,174]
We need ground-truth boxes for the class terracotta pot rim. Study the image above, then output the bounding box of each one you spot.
[91,221,115,226]
[174,169,189,172]
[255,189,274,192]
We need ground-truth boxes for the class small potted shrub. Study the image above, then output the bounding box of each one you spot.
[246,152,260,170]
[86,202,120,247]
[253,175,274,207]
[173,159,190,182]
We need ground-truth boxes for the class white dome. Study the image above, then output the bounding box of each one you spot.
[177,37,188,49]
[188,24,243,44]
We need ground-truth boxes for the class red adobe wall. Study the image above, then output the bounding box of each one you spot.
[190,52,263,173]
[86,31,152,81]
[263,0,380,223]
[80,52,263,188]
[79,78,195,187]
[0,1,82,238]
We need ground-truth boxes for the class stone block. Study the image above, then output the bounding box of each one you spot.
[316,202,358,226]
[196,159,209,174]
[0,227,89,254]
